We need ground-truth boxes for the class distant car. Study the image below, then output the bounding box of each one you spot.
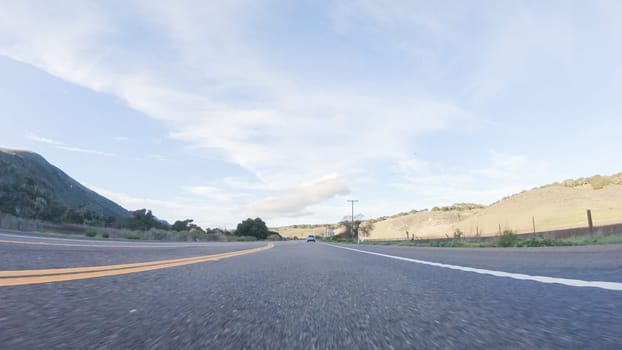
[306,235,316,242]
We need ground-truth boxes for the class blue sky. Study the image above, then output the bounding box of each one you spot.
[1,1,621,228]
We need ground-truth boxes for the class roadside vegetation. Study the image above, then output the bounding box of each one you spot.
[557,173,622,190]
[321,216,375,243]
[359,228,622,248]
[0,213,283,242]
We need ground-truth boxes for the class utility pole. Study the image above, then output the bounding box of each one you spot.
[347,199,359,244]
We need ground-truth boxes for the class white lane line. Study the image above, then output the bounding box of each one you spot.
[0,232,248,248]
[325,244,622,291]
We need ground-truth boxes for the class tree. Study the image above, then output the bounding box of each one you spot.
[235,217,269,240]
[358,221,374,239]
[65,209,84,224]
[171,219,194,232]
[124,209,168,231]
[339,219,356,239]
[339,214,363,239]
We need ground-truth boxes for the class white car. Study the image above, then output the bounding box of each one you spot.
[306,235,316,242]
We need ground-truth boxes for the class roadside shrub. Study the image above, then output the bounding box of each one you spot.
[518,237,575,247]
[147,229,170,240]
[453,228,463,241]
[101,233,110,238]
[266,234,282,241]
[430,240,470,248]
[126,234,140,240]
[330,234,354,243]
[231,235,257,242]
[497,230,518,247]
[582,237,598,245]
[518,237,549,247]
[205,233,227,241]
[590,175,611,190]
[85,231,97,237]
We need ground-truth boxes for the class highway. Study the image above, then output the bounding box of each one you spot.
[1,231,622,349]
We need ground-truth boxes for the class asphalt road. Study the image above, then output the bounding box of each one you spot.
[1,231,622,349]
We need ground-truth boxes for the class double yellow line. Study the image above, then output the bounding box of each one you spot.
[0,243,273,287]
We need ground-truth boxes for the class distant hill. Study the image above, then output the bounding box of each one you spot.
[276,173,622,240]
[0,148,129,223]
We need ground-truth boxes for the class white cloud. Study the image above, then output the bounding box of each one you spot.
[6,1,609,226]
[26,132,117,157]
[57,146,117,158]
[478,150,553,183]
[183,185,246,202]
[26,132,63,145]
[89,185,240,229]
[244,175,350,218]
[1,2,467,187]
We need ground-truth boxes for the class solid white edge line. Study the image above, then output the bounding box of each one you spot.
[0,232,258,248]
[325,243,622,292]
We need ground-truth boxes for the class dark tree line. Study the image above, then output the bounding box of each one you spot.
[235,217,281,240]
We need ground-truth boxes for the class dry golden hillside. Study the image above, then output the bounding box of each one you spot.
[275,177,622,240]
[274,224,341,239]
[370,184,622,240]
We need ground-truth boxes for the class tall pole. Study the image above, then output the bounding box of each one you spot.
[347,199,359,243]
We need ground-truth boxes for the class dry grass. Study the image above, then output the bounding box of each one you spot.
[274,225,342,239]
[369,184,622,240]
[274,183,622,240]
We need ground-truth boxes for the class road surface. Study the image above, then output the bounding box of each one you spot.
[1,231,622,349]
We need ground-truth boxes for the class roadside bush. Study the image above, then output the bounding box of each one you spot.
[430,240,470,248]
[518,237,550,247]
[231,235,257,242]
[126,234,140,240]
[266,234,282,241]
[205,233,227,242]
[497,230,518,247]
[146,229,170,240]
[518,237,576,247]
[453,228,463,241]
[590,175,611,190]
[102,233,110,238]
[330,235,354,243]
[85,231,97,237]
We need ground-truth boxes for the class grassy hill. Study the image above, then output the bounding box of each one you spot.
[274,224,341,239]
[276,173,622,240]
[0,148,129,223]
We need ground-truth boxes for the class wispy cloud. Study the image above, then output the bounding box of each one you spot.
[4,1,621,226]
[27,132,117,157]
[183,185,247,202]
[57,146,117,157]
[26,132,63,145]
[89,185,240,228]
[244,175,350,218]
[2,2,467,188]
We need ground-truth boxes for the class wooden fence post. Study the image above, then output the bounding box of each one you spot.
[587,209,593,234]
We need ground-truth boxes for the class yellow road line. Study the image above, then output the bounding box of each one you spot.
[0,245,269,277]
[0,243,273,287]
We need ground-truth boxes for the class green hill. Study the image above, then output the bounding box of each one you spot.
[0,148,129,224]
